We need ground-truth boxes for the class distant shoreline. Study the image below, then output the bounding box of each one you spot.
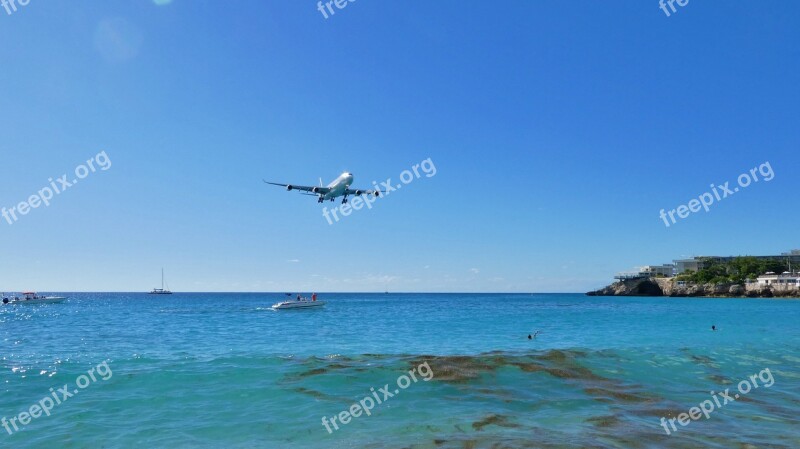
[587,277,800,299]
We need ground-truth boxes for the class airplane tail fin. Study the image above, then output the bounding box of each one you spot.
[319,177,323,188]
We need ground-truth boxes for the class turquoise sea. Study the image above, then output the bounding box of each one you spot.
[1,293,799,448]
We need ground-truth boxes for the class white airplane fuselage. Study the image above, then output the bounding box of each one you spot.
[322,172,354,200]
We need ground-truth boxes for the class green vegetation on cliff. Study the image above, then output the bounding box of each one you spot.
[675,257,792,284]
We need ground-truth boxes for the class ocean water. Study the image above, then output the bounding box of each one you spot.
[1,293,799,448]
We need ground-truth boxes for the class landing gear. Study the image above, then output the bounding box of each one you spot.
[341,196,349,204]
[317,196,324,203]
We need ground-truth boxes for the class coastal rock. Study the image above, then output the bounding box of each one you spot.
[654,278,674,295]
[713,283,730,295]
[586,278,663,297]
[587,278,797,299]
[729,284,745,296]
[686,284,704,296]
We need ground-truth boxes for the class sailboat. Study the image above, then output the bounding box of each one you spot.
[149,268,173,295]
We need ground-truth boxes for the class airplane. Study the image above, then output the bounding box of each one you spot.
[263,172,380,204]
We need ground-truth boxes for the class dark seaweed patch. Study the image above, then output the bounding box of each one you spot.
[586,414,621,428]
[471,414,519,431]
[583,387,658,404]
[409,355,498,383]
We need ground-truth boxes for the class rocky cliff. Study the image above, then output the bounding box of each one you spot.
[586,278,798,298]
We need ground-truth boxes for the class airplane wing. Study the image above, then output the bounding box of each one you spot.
[345,188,381,197]
[263,180,331,195]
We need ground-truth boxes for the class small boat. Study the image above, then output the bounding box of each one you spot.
[6,292,67,304]
[272,300,326,309]
[272,294,325,310]
[149,268,173,295]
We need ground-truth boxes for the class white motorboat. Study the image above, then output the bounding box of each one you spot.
[272,300,326,310]
[272,296,325,310]
[5,292,67,305]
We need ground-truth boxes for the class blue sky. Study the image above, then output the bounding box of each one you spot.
[0,1,798,292]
